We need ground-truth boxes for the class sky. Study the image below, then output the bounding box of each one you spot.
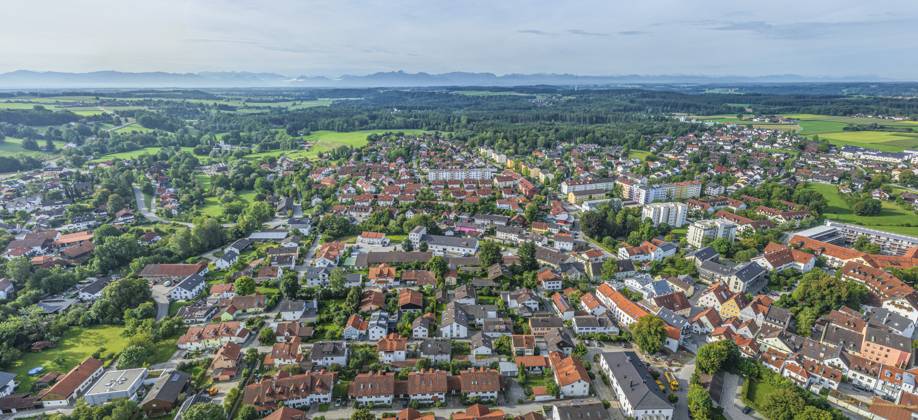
[2,0,918,79]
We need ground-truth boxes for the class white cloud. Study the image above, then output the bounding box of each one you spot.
[0,0,916,78]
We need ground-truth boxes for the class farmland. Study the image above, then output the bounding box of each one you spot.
[692,113,918,152]
[804,183,918,236]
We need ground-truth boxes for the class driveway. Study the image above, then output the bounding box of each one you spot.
[151,284,171,321]
[721,373,756,420]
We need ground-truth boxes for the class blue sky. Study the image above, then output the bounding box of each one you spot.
[2,0,917,79]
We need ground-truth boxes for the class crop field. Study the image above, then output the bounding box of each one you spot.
[805,183,918,236]
[695,113,918,152]
[787,114,918,151]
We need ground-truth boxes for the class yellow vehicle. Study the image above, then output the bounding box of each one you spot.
[208,386,219,396]
[664,371,679,391]
[655,379,666,392]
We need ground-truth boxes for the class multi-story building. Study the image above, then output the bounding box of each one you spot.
[641,202,688,228]
[599,352,674,419]
[427,167,495,182]
[687,219,736,248]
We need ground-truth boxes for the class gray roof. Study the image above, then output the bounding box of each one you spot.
[734,262,766,283]
[442,302,468,328]
[699,260,733,277]
[655,308,688,330]
[865,307,913,333]
[600,352,672,411]
[310,341,347,359]
[799,338,841,363]
[175,272,205,292]
[764,306,792,327]
[141,370,189,406]
[0,371,15,385]
[424,234,478,250]
[418,339,451,356]
[80,277,112,295]
[552,401,609,420]
[687,246,718,262]
[865,326,911,352]
[306,267,331,279]
[470,332,492,349]
[276,299,306,313]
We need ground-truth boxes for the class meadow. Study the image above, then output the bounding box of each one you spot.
[805,183,918,236]
[693,113,918,152]
[10,326,129,391]
[0,137,66,158]
[243,129,431,160]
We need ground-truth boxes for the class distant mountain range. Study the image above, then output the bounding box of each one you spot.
[0,70,892,88]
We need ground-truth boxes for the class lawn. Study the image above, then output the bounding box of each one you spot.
[745,377,780,411]
[815,131,918,152]
[805,183,918,236]
[453,90,532,97]
[244,129,431,161]
[113,122,154,134]
[90,147,164,162]
[11,325,129,391]
[0,138,48,157]
[784,114,918,152]
[628,150,652,161]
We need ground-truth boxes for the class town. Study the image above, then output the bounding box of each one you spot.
[0,85,917,420]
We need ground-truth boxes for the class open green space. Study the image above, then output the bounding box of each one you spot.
[90,147,165,162]
[11,325,129,391]
[113,122,154,134]
[694,113,918,151]
[786,114,918,151]
[744,377,780,411]
[244,129,431,161]
[0,137,67,158]
[628,150,652,161]
[453,90,532,97]
[805,183,918,236]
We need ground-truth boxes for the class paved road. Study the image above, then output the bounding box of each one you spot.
[721,373,756,420]
[151,284,171,321]
[133,185,162,223]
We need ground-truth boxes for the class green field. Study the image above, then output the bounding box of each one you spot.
[0,137,66,158]
[90,147,165,162]
[805,183,918,236]
[11,326,129,391]
[693,113,918,152]
[199,190,257,218]
[628,150,652,161]
[453,90,532,97]
[786,114,918,152]
[244,129,431,160]
[113,122,154,134]
[745,377,780,411]
[91,146,200,163]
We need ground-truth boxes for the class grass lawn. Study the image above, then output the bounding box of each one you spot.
[628,150,652,161]
[805,183,918,236]
[198,189,256,218]
[453,90,532,97]
[150,338,179,365]
[745,377,779,410]
[91,147,164,162]
[113,122,154,134]
[815,131,918,152]
[11,325,129,391]
[785,114,918,152]
[244,129,431,161]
